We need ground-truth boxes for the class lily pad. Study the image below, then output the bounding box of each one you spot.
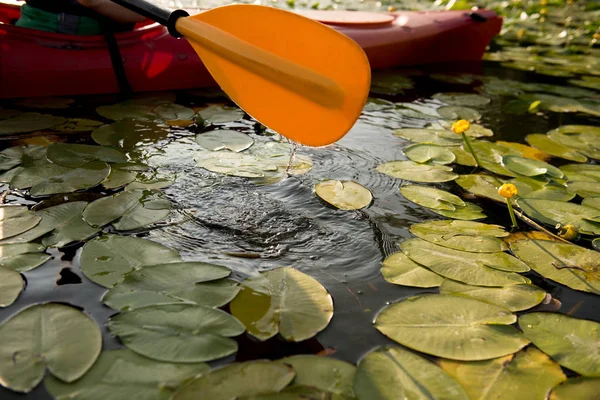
[374,294,529,361]
[46,143,127,168]
[392,128,461,146]
[439,280,546,312]
[437,106,482,121]
[440,347,566,400]
[314,180,372,210]
[102,168,138,189]
[103,261,238,311]
[96,102,156,121]
[108,304,245,362]
[197,105,245,124]
[400,239,529,287]
[455,174,505,202]
[92,119,169,150]
[470,141,520,177]
[519,313,600,376]
[560,163,600,182]
[0,243,46,257]
[0,303,102,393]
[0,206,42,240]
[497,141,551,162]
[510,239,600,295]
[45,348,209,400]
[16,97,74,109]
[0,113,65,134]
[517,199,600,235]
[525,134,588,162]
[80,234,181,288]
[230,267,333,342]
[550,378,600,400]
[171,361,295,400]
[404,144,455,164]
[567,181,600,199]
[409,220,509,253]
[399,185,465,211]
[354,345,469,400]
[433,92,490,107]
[196,129,254,152]
[52,118,103,133]
[511,177,575,202]
[377,161,458,183]
[429,202,487,221]
[502,155,564,178]
[381,252,444,288]
[0,267,24,307]
[0,253,52,272]
[548,125,600,160]
[450,147,477,166]
[152,102,195,122]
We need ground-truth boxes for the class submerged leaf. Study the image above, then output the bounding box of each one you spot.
[315,180,372,210]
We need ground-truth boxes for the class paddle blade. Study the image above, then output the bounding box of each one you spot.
[179,5,371,147]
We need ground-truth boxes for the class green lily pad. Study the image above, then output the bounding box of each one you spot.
[560,163,600,182]
[92,119,170,150]
[80,234,181,288]
[0,206,42,240]
[0,253,52,272]
[400,239,529,287]
[0,267,24,307]
[439,280,546,312]
[517,199,600,235]
[46,143,127,168]
[370,72,414,95]
[440,347,566,400]
[374,294,529,361]
[0,113,65,134]
[126,175,176,190]
[0,147,26,171]
[52,118,103,133]
[502,155,564,178]
[397,102,441,118]
[196,129,254,153]
[0,243,45,257]
[354,345,469,400]
[511,177,576,202]
[381,252,444,288]
[45,348,209,400]
[409,220,509,253]
[240,385,343,399]
[103,261,237,311]
[589,197,600,210]
[314,180,372,210]
[277,355,355,398]
[548,125,600,160]
[433,92,491,107]
[83,189,170,231]
[0,303,101,393]
[404,144,456,164]
[171,361,295,400]
[525,134,588,162]
[152,102,195,122]
[230,267,333,342]
[377,161,458,183]
[16,97,74,109]
[450,147,477,166]
[455,174,506,203]
[550,378,600,400]
[437,106,482,121]
[108,304,245,363]
[429,201,487,221]
[510,239,600,295]
[567,181,600,198]
[96,102,156,121]
[594,238,600,252]
[399,185,465,211]
[392,128,461,146]
[102,169,138,189]
[470,141,520,177]
[519,313,600,376]
[197,105,245,124]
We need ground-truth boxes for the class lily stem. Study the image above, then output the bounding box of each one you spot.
[506,200,519,230]
[461,132,481,167]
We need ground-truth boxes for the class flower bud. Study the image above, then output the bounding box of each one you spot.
[498,183,518,199]
[452,119,470,135]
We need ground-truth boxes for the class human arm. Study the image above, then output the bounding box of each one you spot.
[76,0,146,23]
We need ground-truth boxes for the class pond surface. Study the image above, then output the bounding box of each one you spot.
[1,0,600,399]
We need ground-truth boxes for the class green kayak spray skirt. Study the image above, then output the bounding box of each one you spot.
[15,4,102,35]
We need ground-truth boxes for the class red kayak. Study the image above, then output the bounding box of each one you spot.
[0,2,502,99]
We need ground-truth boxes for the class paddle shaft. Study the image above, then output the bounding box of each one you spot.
[109,0,344,108]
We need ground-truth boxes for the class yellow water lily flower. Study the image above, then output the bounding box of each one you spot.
[498,183,518,199]
[558,225,579,241]
[452,119,470,135]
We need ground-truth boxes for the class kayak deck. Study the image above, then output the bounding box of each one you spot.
[0,2,502,98]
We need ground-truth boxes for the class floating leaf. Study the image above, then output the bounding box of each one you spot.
[399,185,465,211]
[497,141,551,162]
[230,267,333,342]
[52,118,103,133]
[172,361,295,400]
[197,105,245,124]
[277,355,355,398]
[45,348,209,400]
[374,294,529,361]
[102,169,138,189]
[548,125,600,160]
[567,181,600,199]
[470,141,520,177]
[152,102,195,122]
[314,180,372,210]
[0,243,45,257]
[80,234,181,288]
[108,304,245,363]
[0,253,52,272]
[455,174,505,203]
[0,267,24,307]
[381,252,444,288]
[96,102,156,121]
[450,147,477,166]
[16,97,74,109]
[550,377,600,400]
[354,345,469,400]
[400,239,529,287]
[126,175,176,190]
[429,202,487,221]
[440,347,566,400]
[404,144,455,164]
[0,113,65,134]
[517,199,600,235]
[519,313,600,376]
[103,261,237,311]
[560,163,600,182]
[392,128,461,146]
[370,72,414,95]
[92,119,169,150]
[196,129,254,152]
[525,134,588,162]
[510,239,600,295]
[439,280,546,312]
[502,155,563,178]
[437,106,482,121]
[409,220,508,253]
[377,161,458,183]
[46,143,127,168]
[0,303,101,393]
[0,206,42,240]
[433,92,490,107]
[511,177,575,202]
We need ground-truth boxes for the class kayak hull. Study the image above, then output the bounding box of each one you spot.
[0,3,502,99]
